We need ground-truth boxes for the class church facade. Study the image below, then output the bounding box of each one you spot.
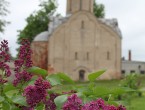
[31,0,122,80]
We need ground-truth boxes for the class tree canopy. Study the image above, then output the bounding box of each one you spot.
[17,0,57,44]
[94,0,105,18]
[0,0,9,33]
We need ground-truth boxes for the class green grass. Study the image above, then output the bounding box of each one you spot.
[127,96,145,110]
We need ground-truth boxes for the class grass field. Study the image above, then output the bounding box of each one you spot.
[128,96,145,110]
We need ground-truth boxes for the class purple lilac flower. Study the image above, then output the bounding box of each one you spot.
[21,106,34,110]
[63,94,82,110]
[23,77,51,108]
[13,70,32,86]
[117,105,126,110]
[105,105,117,110]
[0,40,11,84]
[13,39,33,86]
[82,98,126,110]
[82,98,105,110]
[44,93,59,110]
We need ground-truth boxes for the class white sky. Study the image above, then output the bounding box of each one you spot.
[0,0,145,61]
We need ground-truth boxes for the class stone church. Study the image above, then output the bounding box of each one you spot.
[31,0,122,80]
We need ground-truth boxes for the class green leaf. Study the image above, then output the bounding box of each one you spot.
[5,90,19,99]
[110,87,136,95]
[27,66,48,77]
[2,101,11,110]
[12,95,27,106]
[57,73,75,84]
[36,103,44,110]
[88,70,106,81]
[46,74,62,86]
[0,96,5,102]
[3,83,17,93]
[54,94,68,109]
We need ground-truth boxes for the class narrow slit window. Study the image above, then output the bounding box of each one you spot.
[107,51,110,60]
[80,0,82,10]
[81,21,84,29]
[75,52,78,60]
[87,52,89,60]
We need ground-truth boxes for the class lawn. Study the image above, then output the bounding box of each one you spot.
[128,95,145,110]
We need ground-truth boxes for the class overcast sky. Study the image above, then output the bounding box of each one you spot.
[0,0,145,61]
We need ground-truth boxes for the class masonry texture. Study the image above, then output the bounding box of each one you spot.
[31,0,122,80]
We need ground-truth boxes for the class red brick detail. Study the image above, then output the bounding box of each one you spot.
[31,41,48,70]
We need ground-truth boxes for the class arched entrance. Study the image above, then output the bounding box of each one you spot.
[79,70,85,81]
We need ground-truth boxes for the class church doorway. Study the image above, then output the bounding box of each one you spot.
[79,70,85,81]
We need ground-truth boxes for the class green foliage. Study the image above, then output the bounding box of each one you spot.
[0,96,5,103]
[1,101,11,110]
[17,0,57,44]
[27,66,48,77]
[57,73,75,84]
[0,0,9,32]
[46,74,62,86]
[93,0,105,18]
[0,66,131,109]
[120,73,139,90]
[88,70,105,81]
[11,95,27,106]
[54,94,68,110]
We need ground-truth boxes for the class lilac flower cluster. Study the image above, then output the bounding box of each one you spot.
[63,94,82,110]
[63,94,126,110]
[13,39,33,86]
[44,93,59,110]
[0,40,11,84]
[23,77,51,108]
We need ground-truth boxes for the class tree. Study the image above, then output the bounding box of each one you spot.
[17,0,57,44]
[93,0,105,18]
[0,0,9,33]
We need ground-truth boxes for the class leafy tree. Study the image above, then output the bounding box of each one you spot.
[0,0,9,33]
[94,0,105,18]
[17,0,57,44]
